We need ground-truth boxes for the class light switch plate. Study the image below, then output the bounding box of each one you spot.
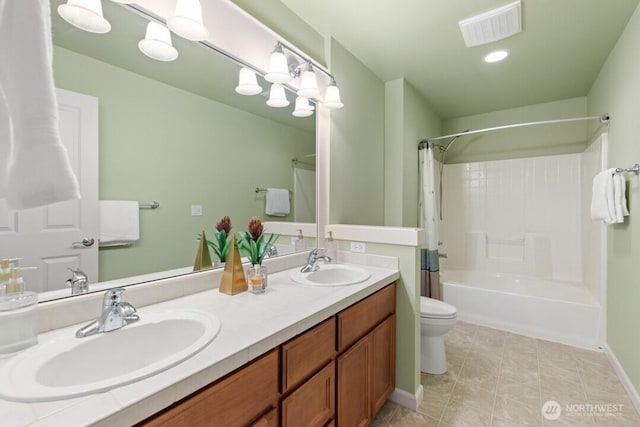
[191,205,202,216]
[350,242,366,253]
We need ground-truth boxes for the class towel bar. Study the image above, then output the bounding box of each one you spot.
[615,164,639,175]
[139,201,160,209]
[255,188,292,193]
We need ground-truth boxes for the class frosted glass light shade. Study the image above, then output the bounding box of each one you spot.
[265,51,292,84]
[138,22,179,62]
[57,0,111,34]
[323,84,344,109]
[292,97,314,117]
[297,70,320,98]
[266,84,290,108]
[235,68,262,96]
[167,0,209,41]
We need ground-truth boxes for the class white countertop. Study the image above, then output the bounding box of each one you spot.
[1,263,399,427]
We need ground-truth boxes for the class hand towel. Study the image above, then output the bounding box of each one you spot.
[0,0,80,210]
[99,200,140,247]
[265,188,290,216]
[590,169,616,224]
[613,173,630,223]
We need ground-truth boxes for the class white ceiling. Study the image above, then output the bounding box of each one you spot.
[277,0,639,119]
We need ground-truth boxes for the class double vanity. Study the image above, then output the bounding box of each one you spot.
[0,257,399,426]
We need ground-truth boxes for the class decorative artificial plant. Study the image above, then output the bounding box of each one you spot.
[237,217,279,266]
[206,216,233,263]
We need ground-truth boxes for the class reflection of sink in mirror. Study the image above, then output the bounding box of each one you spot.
[291,264,371,287]
[0,310,220,402]
[1,0,318,303]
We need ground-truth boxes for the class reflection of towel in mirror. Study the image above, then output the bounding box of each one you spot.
[265,188,290,216]
[0,0,80,209]
[99,201,140,247]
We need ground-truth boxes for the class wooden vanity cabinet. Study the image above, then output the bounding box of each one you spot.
[139,282,396,427]
[336,283,396,427]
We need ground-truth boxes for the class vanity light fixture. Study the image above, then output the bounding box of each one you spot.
[323,80,344,109]
[265,44,292,84]
[297,64,320,99]
[235,68,263,95]
[292,97,315,117]
[57,0,111,34]
[266,84,290,108]
[484,49,509,63]
[138,21,179,62]
[167,0,209,41]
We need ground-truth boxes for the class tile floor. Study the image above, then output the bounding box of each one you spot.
[372,322,640,426]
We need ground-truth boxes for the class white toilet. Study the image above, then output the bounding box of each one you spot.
[420,297,457,374]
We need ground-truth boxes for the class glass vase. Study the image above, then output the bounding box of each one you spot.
[247,264,267,294]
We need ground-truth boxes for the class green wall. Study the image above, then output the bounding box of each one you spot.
[328,38,386,225]
[53,47,315,281]
[442,97,589,164]
[385,78,442,227]
[588,3,640,392]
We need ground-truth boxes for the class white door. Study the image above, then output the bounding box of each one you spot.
[0,89,99,293]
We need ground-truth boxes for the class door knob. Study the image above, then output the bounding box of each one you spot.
[72,237,95,247]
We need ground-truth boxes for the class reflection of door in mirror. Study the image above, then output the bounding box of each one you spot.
[0,89,98,293]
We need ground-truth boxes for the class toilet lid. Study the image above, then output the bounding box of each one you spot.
[420,297,457,318]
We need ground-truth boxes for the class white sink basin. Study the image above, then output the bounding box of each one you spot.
[0,309,220,402]
[291,264,371,286]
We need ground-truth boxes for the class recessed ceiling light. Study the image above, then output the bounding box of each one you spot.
[484,50,509,63]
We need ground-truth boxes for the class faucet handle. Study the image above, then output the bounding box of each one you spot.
[307,248,319,259]
[103,288,125,308]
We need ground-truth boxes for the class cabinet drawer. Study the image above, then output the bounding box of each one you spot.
[282,361,335,427]
[337,283,395,352]
[282,317,336,393]
[249,407,278,427]
[139,350,279,427]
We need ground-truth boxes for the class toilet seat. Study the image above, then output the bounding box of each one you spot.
[420,297,457,319]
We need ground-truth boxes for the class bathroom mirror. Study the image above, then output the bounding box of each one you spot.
[0,1,317,302]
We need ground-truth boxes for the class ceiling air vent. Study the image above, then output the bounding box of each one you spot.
[458,0,522,47]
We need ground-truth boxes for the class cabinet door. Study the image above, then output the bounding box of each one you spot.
[371,315,396,415]
[282,361,335,427]
[337,336,371,427]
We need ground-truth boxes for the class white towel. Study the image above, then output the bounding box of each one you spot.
[99,201,140,247]
[613,173,630,222]
[0,0,80,210]
[590,169,615,223]
[265,188,290,216]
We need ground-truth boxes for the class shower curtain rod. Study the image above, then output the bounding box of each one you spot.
[422,114,610,144]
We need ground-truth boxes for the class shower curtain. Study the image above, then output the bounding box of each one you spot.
[419,142,442,300]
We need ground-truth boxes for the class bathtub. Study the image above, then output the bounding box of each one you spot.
[441,269,603,349]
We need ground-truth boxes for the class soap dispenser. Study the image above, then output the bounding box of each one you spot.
[325,232,337,263]
[5,267,36,294]
[294,229,307,252]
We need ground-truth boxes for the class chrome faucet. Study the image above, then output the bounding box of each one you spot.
[300,249,332,273]
[266,243,279,258]
[66,267,89,295]
[76,288,139,338]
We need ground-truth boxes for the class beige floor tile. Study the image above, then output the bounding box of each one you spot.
[417,389,451,420]
[542,413,596,426]
[458,357,501,385]
[593,411,640,426]
[539,359,582,384]
[388,406,439,427]
[500,364,540,389]
[493,395,543,426]
[421,370,458,396]
[540,375,588,407]
[497,377,541,407]
[447,381,496,413]
[502,351,539,371]
[373,400,400,424]
[439,403,492,427]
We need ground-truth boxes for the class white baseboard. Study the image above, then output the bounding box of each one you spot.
[603,344,640,413]
[389,385,423,411]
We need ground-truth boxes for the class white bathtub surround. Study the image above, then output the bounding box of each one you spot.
[326,224,424,246]
[0,264,399,426]
[442,269,601,348]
